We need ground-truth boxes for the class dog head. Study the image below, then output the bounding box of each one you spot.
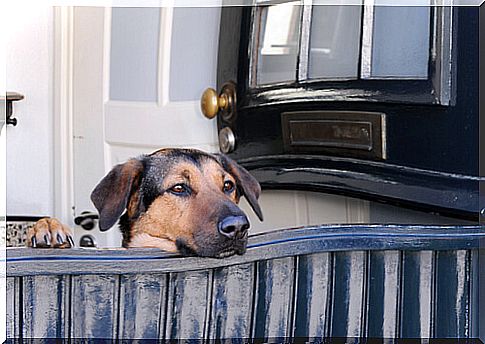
[90,148,263,257]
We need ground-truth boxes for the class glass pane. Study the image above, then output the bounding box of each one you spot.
[254,2,301,86]
[308,5,362,80]
[368,6,430,79]
[110,8,160,102]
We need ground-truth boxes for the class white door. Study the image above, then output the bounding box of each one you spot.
[68,6,221,246]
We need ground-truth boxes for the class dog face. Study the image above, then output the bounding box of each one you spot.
[90,149,263,258]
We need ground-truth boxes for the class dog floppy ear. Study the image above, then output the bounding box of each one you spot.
[215,153,263,221]
[91,159,144,231]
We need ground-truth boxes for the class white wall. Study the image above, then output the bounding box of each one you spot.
[6,5,54,216]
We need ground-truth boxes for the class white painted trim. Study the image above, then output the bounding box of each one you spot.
[53,6,75,225]
[102,7,112,171]
[102,7,111,104]
[159,4,174,106]
[297,0,312,81]
[360,0,375,79]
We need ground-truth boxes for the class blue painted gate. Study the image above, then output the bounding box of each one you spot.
[6,225,484,341]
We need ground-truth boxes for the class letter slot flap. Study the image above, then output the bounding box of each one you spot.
[281,111,386,159]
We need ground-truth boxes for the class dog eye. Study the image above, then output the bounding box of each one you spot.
[169,184,190,196]
[223,180,235,193]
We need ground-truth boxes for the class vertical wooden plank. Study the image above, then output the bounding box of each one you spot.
[22,275,68,338]
[293,252,331,338]
[71,274,119,339]
[400,251,434,338]
[119,273,167,340]
[330,251,366,338]
[469,249,479,339]
[252,257,295,340]
[366,251,401,338]
[6,277,19,339]
[434,250,470,338]
[209,263,255,340]
[165,270,211,340]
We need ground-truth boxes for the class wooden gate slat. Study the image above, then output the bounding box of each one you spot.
[70,274,119,339]
[209,263,255,340]
[119,273,167,340]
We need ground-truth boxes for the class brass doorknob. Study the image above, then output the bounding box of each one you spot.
[200,88,228,119]
[200,82,236,120]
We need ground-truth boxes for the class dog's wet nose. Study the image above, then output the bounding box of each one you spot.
[218,215,249,239]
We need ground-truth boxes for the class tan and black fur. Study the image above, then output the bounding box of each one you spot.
[28,148,263,258]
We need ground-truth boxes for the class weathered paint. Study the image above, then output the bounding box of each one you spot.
[6,277,19,339]
[165,270,211,340]
[293,252,332,338]
[5,225,483,340]
[209,263,255,339]
[6,225,485,277]
[330,251,366,338]
[434,250,470,338]
[119,273,167,339]
[400,251,434,338]
[70,274,119,339]
[367,250,400,338]
[22,275,68,338]
[253,257,295,339]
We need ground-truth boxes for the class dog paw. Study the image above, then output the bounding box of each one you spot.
[27,218,75,248]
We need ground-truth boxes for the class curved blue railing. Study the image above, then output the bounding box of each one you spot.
[6,224,485,276]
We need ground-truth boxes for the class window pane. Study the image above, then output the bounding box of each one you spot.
[367,6,430,79]
[254,2,301,86]
[110,8,160,102]
[308,5,362,80]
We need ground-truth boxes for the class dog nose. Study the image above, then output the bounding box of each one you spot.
[218,215,249,239]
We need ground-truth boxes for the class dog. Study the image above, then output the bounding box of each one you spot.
[27,148,263,258]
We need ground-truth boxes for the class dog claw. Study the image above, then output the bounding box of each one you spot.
[67,235,75,247]
[57,234,65,245]
[29,218,74,249]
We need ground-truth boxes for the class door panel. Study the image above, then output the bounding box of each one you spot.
[109,8,160,102]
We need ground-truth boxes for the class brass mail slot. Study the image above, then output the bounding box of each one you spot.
[282,111,386,159]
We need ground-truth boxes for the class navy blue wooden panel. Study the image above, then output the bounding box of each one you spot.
[367,250,401,338]
[165,270,211,340]
[330,251,367,338]
[119,273,167,339]
[209,263,255,339]
[434,250,470,338]
[22,275,68,338]
[70,274,119,339]
[6,277,19,339]
[253,257,295,339]
[400,251,434,338]
[294,252,332,338]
